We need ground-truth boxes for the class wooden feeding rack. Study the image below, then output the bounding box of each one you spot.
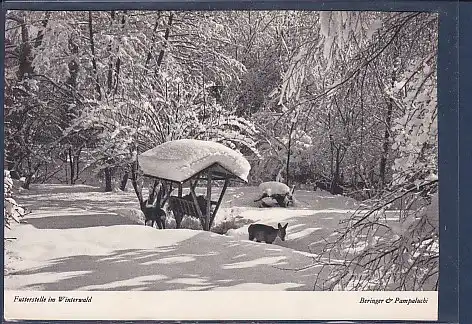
[138,140,250,231]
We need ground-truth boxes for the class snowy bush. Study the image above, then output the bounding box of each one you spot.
[316,180,438,291]
[211,218,240,235]
[4,170,26,230]
[179,216,203,230]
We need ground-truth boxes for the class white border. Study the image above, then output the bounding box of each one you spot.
[4,290,438,321]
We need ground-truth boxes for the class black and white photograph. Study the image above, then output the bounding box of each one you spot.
[4,9,439,299]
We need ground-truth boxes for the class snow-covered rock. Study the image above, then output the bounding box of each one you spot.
[258,181,292,196]
[139,139,251,183]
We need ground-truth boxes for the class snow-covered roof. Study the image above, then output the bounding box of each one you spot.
[139,139,251,183]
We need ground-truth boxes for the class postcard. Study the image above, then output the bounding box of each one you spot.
[3,7,443,321]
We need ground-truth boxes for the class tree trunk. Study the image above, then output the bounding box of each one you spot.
[106,12,115,94]
[104,167,113,192]
[120,171,129,191]
[22,160,41,190]
[155,13,174,73]
[88,11,101,100]
[23,175,33,190]
[285,121,295,187]
[378,45,398,190]
[68,147,75,184]
[327,112,334,182]
[112,11,127,95]
[356,69,367,193]
[379,100,393,189]
[331,147,342,195]
[379,75,395,189]
[64,156,69,184]
[145,12,162,68]
[33,12,50,48]
[130,161,143,204]
[73,149,81,184]
[17,15,33,80]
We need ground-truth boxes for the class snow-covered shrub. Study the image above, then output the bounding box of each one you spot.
[211,207,254,235]
[212,218,255,235]
[4,170,26,230]
[388,54,438,186]
[211,218,239,235]
[163,211,202,230]
[114,207,145,225]
[316,180,438,291]
[179,216,203,230]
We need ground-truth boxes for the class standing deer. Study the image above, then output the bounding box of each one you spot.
[141,199,166,229]
[248,223,288,244]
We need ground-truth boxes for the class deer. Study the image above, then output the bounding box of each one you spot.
[248,223,288,244]
[141,198,166,229]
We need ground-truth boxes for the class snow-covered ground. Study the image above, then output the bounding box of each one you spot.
[5,184,364,291]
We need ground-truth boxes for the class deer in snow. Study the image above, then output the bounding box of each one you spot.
[248,223,288,244]
[141,199,167,229]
